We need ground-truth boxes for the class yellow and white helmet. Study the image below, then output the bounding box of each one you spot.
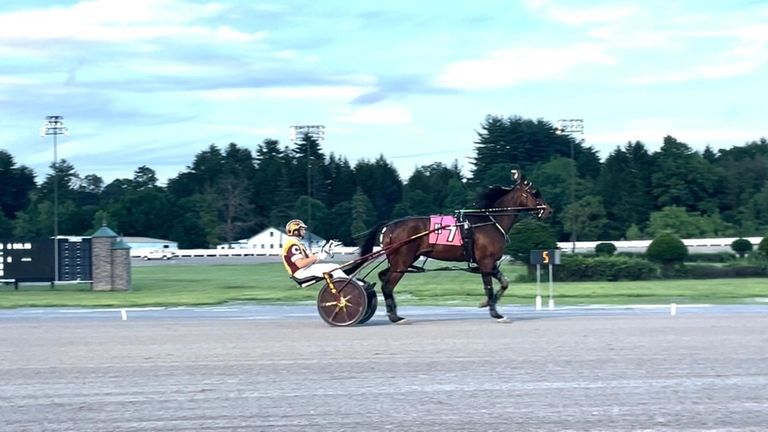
[285,219,307,237]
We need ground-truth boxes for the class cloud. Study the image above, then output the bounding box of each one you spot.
[194,85,372,102]
[624,23,768,84]
[435,44,616,89]
[350,77,456,105]
[0,0,260,44]
[0,75,37,86]
[524,0,639,26]
[335,104,412,125]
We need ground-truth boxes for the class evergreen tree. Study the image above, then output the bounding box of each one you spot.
[325,153,357,209]
[651,136,721,214]
[0,150,36,221]
[0,210,12,237]
[131,166,158,189]
[444,178,470,212]
[354,155,402,221]
[350,188,377,244]
[402,162,464,215]
[291,133,329,204]
[714,139,768,225]
[470,115,600,187]
[253,139,294,230]
[216,143,257,242]
[168,196,215,248]
[16,160,94,236]
[598,141,654,238]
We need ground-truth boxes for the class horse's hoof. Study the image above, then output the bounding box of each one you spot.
[478,299,488,308]
[496,317,511,323]
[395,318,410,325]
[389,315,409,324]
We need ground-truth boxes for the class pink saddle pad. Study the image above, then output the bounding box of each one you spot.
[428,215,462,246]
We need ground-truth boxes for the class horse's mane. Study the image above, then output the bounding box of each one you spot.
[477,186,513,209]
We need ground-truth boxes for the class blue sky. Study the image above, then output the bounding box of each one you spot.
[1,0,766,184]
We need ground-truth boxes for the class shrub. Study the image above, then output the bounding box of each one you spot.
[759,236,768,256]
[686,253,736,263]
[731,238,753,258]
[646,233,688,278]
[595,242,617,256]
[555,255,659,281]
[646,233,688,265]
[685,264,766,279]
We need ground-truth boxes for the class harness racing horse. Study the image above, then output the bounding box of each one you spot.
[358,170,551,324]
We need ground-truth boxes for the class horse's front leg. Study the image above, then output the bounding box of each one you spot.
[479,265,509,308]
[482,272,505,320]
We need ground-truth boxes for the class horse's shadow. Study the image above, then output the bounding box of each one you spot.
[358,310,548,326]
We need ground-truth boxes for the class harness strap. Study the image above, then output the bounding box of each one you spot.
[488,215,509,243]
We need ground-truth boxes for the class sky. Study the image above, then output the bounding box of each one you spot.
[1,0,767,185]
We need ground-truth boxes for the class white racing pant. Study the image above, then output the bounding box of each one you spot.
[293,263,346,280]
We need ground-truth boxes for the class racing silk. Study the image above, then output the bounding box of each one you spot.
[282,237,310,276]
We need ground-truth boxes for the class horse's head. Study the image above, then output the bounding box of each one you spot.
[480,170,551,219]
[512,170,551,219]
[516,179,552,219]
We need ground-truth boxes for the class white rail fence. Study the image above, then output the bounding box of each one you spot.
[131,237,762,259]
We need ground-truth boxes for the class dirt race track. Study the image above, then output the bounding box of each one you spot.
[1,310,767,431]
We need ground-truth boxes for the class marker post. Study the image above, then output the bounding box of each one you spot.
[530,249,561,310]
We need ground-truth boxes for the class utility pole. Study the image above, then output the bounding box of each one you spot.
[40,116,68,282]
[556,119,583,254]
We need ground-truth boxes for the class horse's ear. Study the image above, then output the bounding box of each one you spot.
[511,170,521,184]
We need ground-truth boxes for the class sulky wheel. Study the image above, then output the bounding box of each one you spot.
[357,284,378,325]
[316,277,369,327]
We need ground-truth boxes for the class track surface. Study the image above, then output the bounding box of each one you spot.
[1,307,767,431]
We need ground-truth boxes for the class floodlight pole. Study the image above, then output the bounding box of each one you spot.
[556,119,583,254]
[40,116,68,282]
[290,125,325,249]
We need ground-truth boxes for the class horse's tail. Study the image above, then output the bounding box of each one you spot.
[344,221,386,276]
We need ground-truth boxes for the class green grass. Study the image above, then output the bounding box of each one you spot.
[1,262,767,308]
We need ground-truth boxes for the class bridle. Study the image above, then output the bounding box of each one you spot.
[454,181,549,241]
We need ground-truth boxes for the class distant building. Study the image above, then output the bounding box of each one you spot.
[216,227,326,255]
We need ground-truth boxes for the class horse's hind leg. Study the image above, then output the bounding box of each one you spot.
[379,268,407,324]
[481,272,505,320]
[479,265,509,308]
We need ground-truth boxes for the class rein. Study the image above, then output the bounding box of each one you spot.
[456,204,548,216]
[338,223,447,273]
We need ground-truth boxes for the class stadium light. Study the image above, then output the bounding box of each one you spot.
[40,115,68,282]
[289,125,326,248]
[556,119,583,254]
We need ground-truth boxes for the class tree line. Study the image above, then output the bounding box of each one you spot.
[1,115,767,248]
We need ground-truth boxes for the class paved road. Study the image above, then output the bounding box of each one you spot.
[1,307,767,431]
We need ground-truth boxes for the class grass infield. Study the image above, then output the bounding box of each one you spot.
[1,262,767,308]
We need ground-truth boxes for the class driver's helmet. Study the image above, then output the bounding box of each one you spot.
[285,219,308,237]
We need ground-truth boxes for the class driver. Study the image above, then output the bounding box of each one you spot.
[281,219,346,280]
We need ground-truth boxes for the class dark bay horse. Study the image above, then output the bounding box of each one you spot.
[357,170,551,323]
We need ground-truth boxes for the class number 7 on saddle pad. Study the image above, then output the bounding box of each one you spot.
[428,215,462,246]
